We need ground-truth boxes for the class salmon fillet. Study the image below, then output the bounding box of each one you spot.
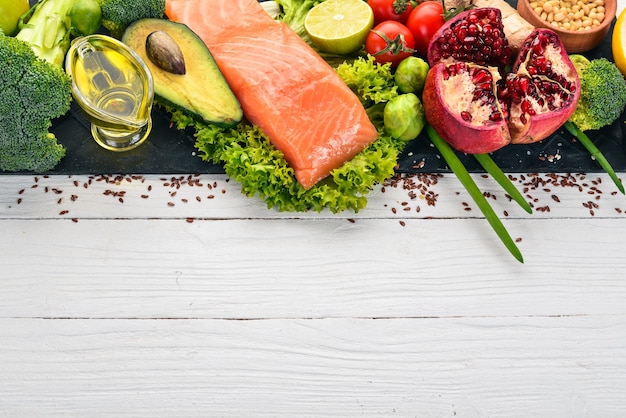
[165,0,379,189]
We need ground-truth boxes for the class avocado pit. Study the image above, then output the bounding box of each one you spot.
[146,30,186,75]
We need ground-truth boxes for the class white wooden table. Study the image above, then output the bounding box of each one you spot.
[2,2,626,415]
[1,169,625,416]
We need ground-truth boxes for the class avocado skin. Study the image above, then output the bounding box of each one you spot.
[122,18,242,127]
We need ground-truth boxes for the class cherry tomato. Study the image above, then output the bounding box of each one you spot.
[367,0,414,25]
[405,1,445,57]
[365,21,416,67]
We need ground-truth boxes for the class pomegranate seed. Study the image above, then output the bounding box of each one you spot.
[489,112,503,122]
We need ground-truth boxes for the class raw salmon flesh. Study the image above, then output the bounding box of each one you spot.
[165,0,379,189]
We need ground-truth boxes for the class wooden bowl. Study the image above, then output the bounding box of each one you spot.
[517,0,616,53]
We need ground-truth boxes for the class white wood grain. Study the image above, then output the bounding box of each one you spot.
[1,316,625,417]
[1,216,625,319]
[2,172,624,220]
[2,170,626,416]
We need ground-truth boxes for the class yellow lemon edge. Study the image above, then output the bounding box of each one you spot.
[612,8,626,76]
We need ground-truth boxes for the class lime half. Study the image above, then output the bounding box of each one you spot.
[304,0,374,55]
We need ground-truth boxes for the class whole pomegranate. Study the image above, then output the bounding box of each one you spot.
[422,8,580,154]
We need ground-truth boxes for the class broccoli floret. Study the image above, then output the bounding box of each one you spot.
[0,35,71,172]
[100,0,166,38]
[569,56,626,132]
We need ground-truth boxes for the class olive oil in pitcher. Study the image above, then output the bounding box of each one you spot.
[66,35,154,152]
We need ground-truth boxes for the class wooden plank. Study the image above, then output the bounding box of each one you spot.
[1,217,625,319]
[1,173,625,220]
[1,316,625,417]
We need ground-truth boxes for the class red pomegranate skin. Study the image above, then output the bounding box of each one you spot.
[506,28,580,144]
[422,62,511,154]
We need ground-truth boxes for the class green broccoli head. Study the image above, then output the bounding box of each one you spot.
[569,56,626,132]
[100,0,166,38]
[0,35,71,172]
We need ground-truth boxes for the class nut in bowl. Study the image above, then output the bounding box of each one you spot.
[517,0,616,53]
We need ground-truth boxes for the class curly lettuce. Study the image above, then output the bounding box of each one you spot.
[171,56,405,213]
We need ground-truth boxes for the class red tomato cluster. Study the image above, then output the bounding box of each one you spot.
[365,0,445,66]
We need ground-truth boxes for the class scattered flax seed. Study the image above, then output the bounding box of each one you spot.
[516,237,523,243]
[503,210,509,217]
[399,220,406,226]
[551,194,560,202]
[17,198,22,204]
[186,218,194,223]
[412,160,425,169]
[59,210,68,215]
[347,218,356,223]
[72,218,78,223]
[18,189,24,194]
[141,194,149,199]
[167,202,175,207]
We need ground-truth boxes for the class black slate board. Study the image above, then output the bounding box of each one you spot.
[8,0,626,175]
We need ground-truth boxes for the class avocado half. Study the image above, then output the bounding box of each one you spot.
[122,18,242,127]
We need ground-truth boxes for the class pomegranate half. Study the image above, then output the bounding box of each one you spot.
[423,8,580,154]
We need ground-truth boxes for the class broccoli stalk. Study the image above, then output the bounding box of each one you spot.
[16,0,101,67]
[565,55,626,194]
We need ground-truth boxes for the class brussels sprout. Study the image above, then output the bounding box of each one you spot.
[394,56,429,94]
[384,93,425,141]
[69,0,102,37]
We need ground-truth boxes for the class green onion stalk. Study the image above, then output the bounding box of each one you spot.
[563,121,625,195]
[426,125,524,263]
